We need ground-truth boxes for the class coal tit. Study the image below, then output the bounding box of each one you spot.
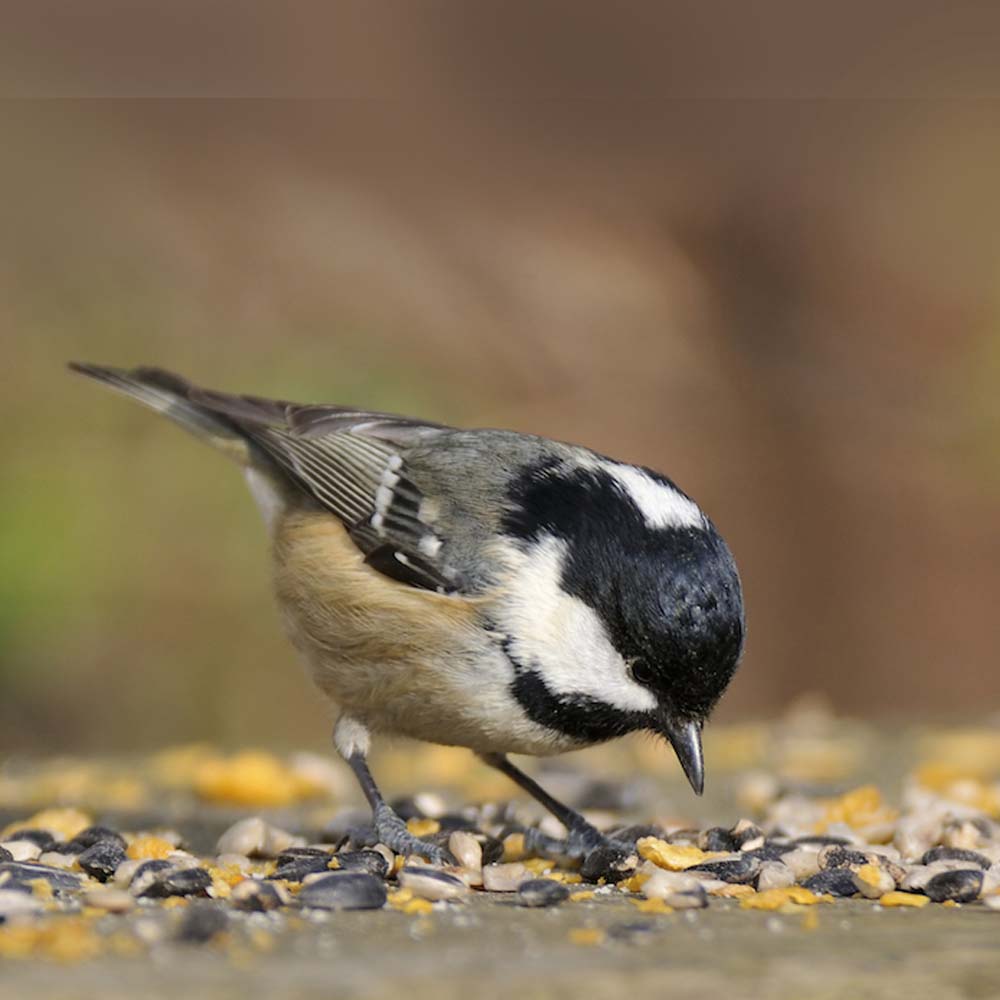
[70,363,745,861]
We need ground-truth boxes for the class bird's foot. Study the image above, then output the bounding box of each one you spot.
[372,804,452,866]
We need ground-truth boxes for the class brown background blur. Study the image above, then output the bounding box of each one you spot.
[3,5,1000,754]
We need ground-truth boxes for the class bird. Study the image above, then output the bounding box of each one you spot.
[69,362,745,862]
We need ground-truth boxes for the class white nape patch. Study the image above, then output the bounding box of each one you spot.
[244,467,286,534]
[605,463,704,530]
[495,536,657,714]
[333,715,371,759]
[418,534,443,558]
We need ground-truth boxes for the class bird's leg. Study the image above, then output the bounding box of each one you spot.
[334,716,450,865]
[479,752,620,859]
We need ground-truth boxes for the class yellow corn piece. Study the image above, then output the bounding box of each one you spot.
[741,886,831,910]
[879,891,930,908]
[617,873,650,894]
[399,898,434,916]
[521,857,554,875]
[855,864,883,888]
[568,928,605,946]
[502,833,527,862]
[0,918,102,962]
[406,818,440,838]
[636,839,717,870]
[818,785,898,832]
[631,897,674,914]
[543,872,582,885]
[126,836,175,861]
[2,808,92,842]
[25,880,54,901]
[569,890,595,902]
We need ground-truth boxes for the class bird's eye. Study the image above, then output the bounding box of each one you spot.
[629,659,656,686]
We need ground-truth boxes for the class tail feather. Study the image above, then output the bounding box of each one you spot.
[68,362,252,464]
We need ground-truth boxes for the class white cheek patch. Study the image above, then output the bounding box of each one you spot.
[604,463,704,530]
[495,536,657,715]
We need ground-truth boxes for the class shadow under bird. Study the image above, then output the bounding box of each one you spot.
[70,363,745,862]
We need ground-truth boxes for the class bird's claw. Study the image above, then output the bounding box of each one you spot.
[373,804,452,866]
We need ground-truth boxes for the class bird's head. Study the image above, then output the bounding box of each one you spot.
[500,455,745,794]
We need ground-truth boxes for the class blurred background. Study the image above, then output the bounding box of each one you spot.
[3,5,1000,760]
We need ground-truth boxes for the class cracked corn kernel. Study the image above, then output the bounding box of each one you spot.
[631,897,674,914]
[818,786,898,832]
[568,928,605,946]
[617,872,650,894]
[194,751,324,807]
[398,898,434,915]
[521,857,554,875]
[879,892,930,908]
[126,836,175,860]
[741,887,831,910]
[388,888,414,907]
[636,839,717,870]
[568,891,595,902]
[405,818,440,838]
[2,808,92,842]
[855,864,883,888]
[542,871,582,885]
[0,918,102,962]
[25,879,54,901]
[502,833,526,862]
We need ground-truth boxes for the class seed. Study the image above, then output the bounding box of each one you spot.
[580,843,637,883]
[688,855,760,884]
[802,869,858,897]
[140,867,213,899]
[0,861,81,894]
[397,866,469,901]
[216,817,301,859]
[698,827,737,852]
[64,826,127,854]
[175,901,229,943]
[126,860,174,896]
[818,846,873,870]
[0,842,40,863]
[269,855,333,883]
[852,864,895,899]
[756,862,796,893]
[0,889,44,918]
[482,863,531,892]
[449,831,483,878]
[920,847,990,869]
[333,851,390,880]
[230,879,290,912]
[923,869,983,903]
[297,872,387,910]
[730,819,765,851]
[78,840,128,883]
[517,878,570,907]
[83,887,135,913]
[782,849,821,880]
[640,868,702,899]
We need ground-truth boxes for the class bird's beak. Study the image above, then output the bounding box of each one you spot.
[660,715,704,796]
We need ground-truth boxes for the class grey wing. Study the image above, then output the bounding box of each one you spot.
[191,388,464,593]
